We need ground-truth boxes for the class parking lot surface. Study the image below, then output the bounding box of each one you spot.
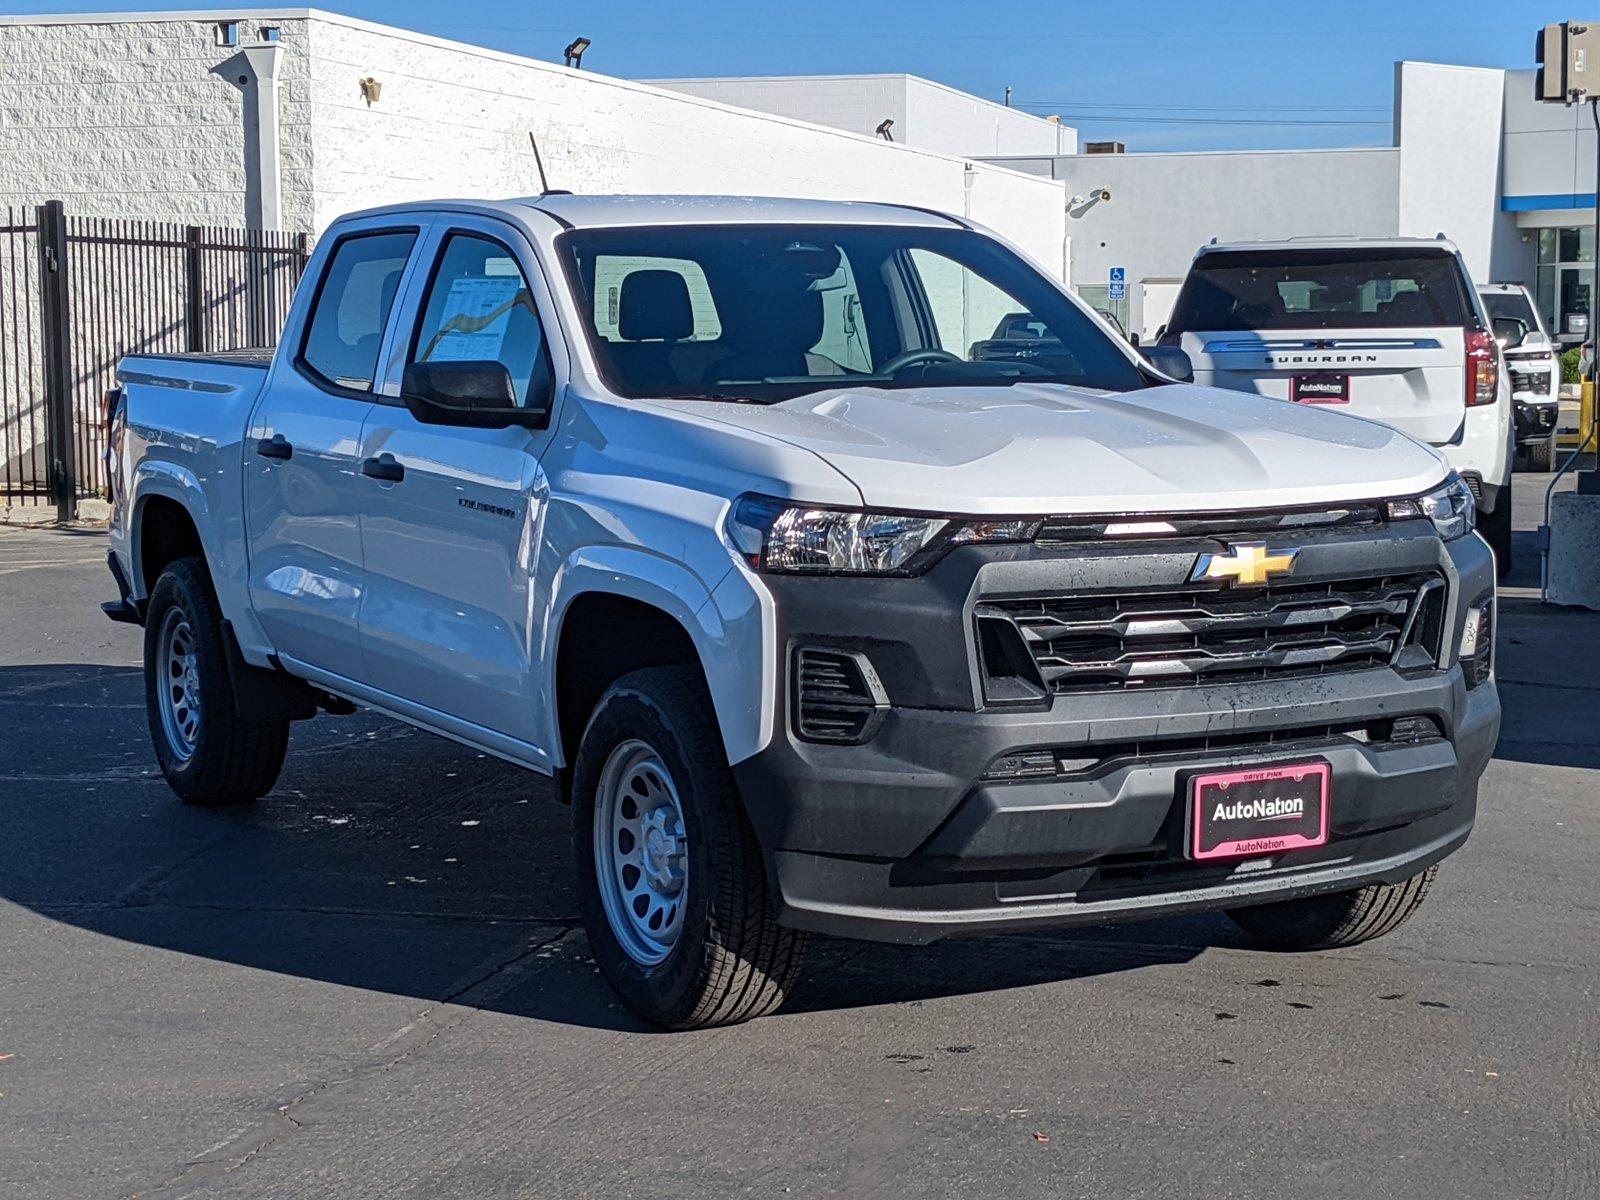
[1,476,1596,1199]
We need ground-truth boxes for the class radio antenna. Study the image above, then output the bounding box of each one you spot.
[528,131,550,194]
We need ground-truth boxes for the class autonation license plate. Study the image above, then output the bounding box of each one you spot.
[1291,372,1349,404]
[1190,761,1330,861]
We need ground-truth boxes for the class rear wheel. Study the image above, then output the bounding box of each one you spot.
[573,666,806,1029]
[1226,866,1437,951]
[1526,435,1557,473]
[143,557,289,806]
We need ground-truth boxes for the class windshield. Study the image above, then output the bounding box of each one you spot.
[1481,290,1548,336]
[559,224,1148,401]
[1168,248,1472,334]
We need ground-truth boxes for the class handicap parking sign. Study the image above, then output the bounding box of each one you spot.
[1109,266,1126,301]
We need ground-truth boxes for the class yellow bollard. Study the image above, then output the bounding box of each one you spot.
[1560,380,1595,449]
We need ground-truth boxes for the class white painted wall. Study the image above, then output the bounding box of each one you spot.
[987,147,1401,336]
[0,12,1067,278]
[301,20,1068,274]
[650,74,1076,157]
[1502,67,1590,203]
[1393,61,1521,283]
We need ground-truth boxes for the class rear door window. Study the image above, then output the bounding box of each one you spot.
[1169,249,1471,333]
[300,230,417,392]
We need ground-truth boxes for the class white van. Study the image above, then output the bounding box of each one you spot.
[1163,238,1514,572]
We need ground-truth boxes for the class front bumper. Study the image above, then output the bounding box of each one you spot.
[733,522,1500,944]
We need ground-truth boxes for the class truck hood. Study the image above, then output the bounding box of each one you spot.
[654,382,1448,514]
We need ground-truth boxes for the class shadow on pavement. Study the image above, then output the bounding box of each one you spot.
[0,662,1212,1033]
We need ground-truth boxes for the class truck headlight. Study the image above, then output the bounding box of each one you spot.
[1387,474,1477,542]
[727,496,1040,575]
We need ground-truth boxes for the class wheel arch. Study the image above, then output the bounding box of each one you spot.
[551,589,715,782]
[134,491,209,597]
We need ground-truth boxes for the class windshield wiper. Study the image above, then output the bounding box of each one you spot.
[661,391,772,404]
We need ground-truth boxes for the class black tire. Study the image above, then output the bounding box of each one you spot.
[1226,866,1438,951]
[572,666,806,1029]
[1526,435,1557,473]
[1480,483,1513,579]
[143,557,289,806]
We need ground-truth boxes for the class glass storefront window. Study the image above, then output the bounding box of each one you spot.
[1534,226,1597,341]
[1556,226,1596,263]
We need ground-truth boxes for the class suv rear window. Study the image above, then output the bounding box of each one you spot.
[1169,248,1471,334]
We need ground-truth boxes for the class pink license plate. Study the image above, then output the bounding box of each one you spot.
[1190,761,1330,861]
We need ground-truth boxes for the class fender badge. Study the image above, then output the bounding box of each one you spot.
[1191,543,1299,587]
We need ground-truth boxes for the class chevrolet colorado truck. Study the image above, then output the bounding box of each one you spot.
[1163,237,1516,574]
[103,196,1501,1029]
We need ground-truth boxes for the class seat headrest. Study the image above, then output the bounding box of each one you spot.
[619,270,694,342]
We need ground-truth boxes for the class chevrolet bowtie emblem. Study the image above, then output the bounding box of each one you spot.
[1191,543,1300,587]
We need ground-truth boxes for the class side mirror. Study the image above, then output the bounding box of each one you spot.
[1491,316,1529,349]
[401,361,545,429]
[1142,344,1194,383]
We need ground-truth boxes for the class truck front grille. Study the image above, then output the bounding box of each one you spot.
[979,573,1443,695]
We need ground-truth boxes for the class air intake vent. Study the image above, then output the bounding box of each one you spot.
[793,648,885,744]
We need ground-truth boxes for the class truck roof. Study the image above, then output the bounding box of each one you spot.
[329,194,966,231]
[1193,235,1463,257]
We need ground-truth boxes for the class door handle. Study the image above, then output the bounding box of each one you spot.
[361,453,405,483]
[255,433,293,460]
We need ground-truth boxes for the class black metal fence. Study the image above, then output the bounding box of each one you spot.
[1,201,310,519]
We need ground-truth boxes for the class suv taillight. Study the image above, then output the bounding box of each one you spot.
[1465,329,1498,407]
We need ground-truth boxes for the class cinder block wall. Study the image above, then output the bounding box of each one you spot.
[0,14,314,227]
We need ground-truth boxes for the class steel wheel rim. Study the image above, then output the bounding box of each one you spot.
[156,606,201,762]
[593,739,688,966]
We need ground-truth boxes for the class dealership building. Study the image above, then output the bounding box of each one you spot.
[673,65,1600,343]
[0,8,1593,339]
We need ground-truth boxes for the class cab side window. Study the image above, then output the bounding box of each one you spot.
[410,233,554,410]
[301,230,417,393]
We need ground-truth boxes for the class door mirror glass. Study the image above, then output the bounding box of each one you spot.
[1142,344,1194,383]
[402,361,532,428]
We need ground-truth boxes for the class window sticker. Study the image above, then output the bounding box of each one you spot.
[424,275,523,362]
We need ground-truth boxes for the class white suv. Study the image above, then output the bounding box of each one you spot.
[1480,282,1561,472]
[1163,238,1514,572]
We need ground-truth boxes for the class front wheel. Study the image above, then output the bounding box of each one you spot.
[143,557,289,806]
[572,667,806,1029]
[1226,866,1438,951]
[1526,435,1557,473]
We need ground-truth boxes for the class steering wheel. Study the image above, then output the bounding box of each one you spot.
[878,348,965,376]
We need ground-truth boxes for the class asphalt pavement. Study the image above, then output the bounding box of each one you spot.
[0,475,1596,1199]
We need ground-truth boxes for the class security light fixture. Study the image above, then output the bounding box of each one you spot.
[360,77,382,105]
[875,118,894,142]
[564,37,591,69]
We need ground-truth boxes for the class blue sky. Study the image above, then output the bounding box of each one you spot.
[0,0,1574,151]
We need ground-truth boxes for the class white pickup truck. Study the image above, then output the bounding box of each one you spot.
[104,196,1500,1028]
